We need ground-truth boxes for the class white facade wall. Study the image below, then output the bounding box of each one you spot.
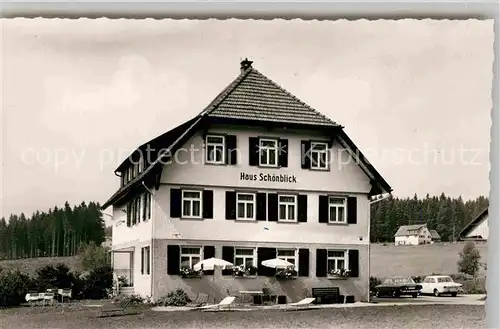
[111,124,382,300]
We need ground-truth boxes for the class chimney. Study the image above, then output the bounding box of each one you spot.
[240,58,253,73]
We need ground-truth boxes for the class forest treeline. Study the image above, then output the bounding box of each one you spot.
[370,193,489,242]
[0,202,106,260]
[0,194,490,260]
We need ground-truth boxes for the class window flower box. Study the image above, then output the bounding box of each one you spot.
[180,268,202,278]
[275,267,298,280]
[328,269,351,280]
[233,265,258,278]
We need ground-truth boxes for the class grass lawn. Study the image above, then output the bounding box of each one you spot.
[0,304,485,329]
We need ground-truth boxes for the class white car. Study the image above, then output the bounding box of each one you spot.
[420,275,463,297]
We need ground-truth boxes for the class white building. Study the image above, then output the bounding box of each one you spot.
[459,207,488,241]
[102,59,392,303]
[394,224,432,246]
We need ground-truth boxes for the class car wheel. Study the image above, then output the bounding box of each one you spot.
[392,290,400,298]
[451,292,457,297]
[412,293,418,298]
[375,290,380,298]
[433,289,440,297]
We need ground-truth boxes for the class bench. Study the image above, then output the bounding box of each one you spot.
[97,307,125,318]
[312,287,342,304]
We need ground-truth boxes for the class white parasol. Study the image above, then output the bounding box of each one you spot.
[261,258,295,269]
[193,257,233,271]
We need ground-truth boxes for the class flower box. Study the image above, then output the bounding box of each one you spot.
[327,269,351,280]
[275,268,298,280]
[179,268,202,278]
[233,265,258,278]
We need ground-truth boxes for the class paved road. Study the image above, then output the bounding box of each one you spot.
[371,294,485,306]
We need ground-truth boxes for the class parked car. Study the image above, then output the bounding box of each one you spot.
[420,275,463,297]
[373,276,422,298]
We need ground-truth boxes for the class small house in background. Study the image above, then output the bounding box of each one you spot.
[394,223,432,246]
[458,207,489,241]
[429,230,441,243]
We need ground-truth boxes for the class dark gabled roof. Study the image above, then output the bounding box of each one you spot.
[458,207,489,239]
[394,224,426,237]
[102,59,392,209]
[203,65,339,127]
[429,230,441,239]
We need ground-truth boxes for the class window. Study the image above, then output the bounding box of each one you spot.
[277,249,297,267]
[182,191,202,218]
[141,246,150,275]
[310,142,328,170]
[206,135,225,164]
[143,193,152,221]
[234,248,255,269]
[180,247,201,269]
[278,195,297,222]
[236,193,255,220]
[328,197,346,223]
[259,139,278,167]
[327,250,347,274]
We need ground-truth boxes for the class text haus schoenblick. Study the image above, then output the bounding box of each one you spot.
[240,172,298,183]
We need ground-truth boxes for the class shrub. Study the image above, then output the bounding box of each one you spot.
[112,293,148,308]
[0,270,33,307]
[79,242,111,271]
[457,241,481,277]
[370,276,382,292]
[156,288,191,306]
[80,265,113,300]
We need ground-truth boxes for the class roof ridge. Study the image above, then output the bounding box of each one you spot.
[250,68,339,126]
[198,67,253,117]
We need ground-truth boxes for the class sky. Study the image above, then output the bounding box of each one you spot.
[1,18,494,221]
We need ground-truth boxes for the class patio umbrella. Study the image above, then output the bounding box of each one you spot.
[261,258,294,269]
[193,258,233,271]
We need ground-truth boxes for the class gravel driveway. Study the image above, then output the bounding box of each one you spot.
[0,304,485,329]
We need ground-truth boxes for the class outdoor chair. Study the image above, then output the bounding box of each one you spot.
[186,293,209,307]
[194,296,236,311]
[58,289,72,303]
[42,292,56,306]
[285,298,316,311]
[262,288,276,304]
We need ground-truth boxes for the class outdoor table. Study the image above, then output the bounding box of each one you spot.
[239,290,264,305]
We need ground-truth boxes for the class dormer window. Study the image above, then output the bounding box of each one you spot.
[205,135,225,164]
[259,139,278,167]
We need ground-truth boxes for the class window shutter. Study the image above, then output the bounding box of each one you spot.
[347,197,357,224]
[140,247,144,275]
[202,190,214,219]
[298,249,310,277]
[248,137,260,166]
[267,193,278,222]
[257,247,277,276]
[256,193,267,221]
[226,135,238,165]
[349,249,359,277]
[222,246,234,276]
[319,195,329,223]
[301,140,311,169]
[298,195,308,222]
[167,245,180,275]
[278,139,288,168]
[142,194,147,221]
[225,191,236,220]
[146,247,150,275]
[170,189,182,218]
[126,203,131,227]
[316,249,327,277]
[204,246,215,259]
